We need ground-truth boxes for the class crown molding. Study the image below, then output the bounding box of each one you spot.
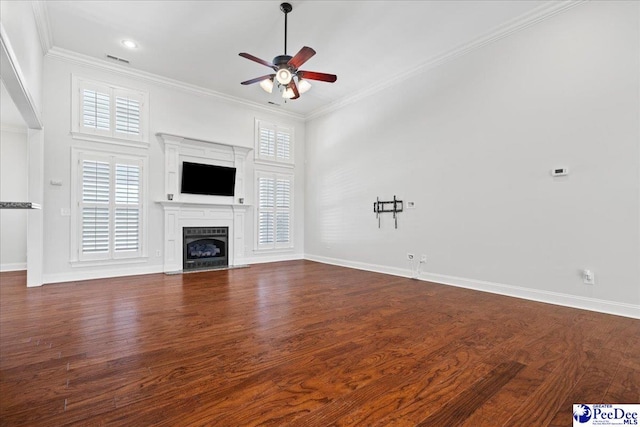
[306,0,586,121]
[46,47,305,121]
[32,1,53,54]
[40,0,583,122]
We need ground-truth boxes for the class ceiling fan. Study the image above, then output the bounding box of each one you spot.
[239,2,337,100]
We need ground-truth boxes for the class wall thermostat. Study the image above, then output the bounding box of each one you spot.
[551,167,569,177]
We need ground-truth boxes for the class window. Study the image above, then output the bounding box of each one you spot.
[254,118,295,251]
[72,76,149,146]
[256,172,293,250]
[71,150,147,263]
[255,119,293,166]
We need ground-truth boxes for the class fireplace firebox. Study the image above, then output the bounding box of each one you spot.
[183,227,228,271]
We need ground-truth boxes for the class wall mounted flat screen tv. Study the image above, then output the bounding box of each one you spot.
[181,162,236,197]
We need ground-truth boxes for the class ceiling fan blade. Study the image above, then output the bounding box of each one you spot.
[290,80,300,100]
[288,46,316,69]
[239,53,276,70]
[241,74,275,85]
[297,71,337,83]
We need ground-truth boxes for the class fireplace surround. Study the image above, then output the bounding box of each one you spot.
[157,133,252,273]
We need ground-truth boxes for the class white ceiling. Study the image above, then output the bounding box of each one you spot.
[45,0,548,117]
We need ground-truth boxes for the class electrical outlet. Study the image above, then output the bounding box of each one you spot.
[583,269,595,285]
[407,253,415,261]
[420,255,427,263]
[156,250,161,257]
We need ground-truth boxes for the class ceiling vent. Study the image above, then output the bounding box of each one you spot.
[106,54,130,64]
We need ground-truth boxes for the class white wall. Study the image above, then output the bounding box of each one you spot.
[0,129,28,271]
[305,1,640,314]
[41,56,305,283]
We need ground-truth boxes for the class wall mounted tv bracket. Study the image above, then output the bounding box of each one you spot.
[373,196,403,229]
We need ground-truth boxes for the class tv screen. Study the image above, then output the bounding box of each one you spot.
[181,162,236,197]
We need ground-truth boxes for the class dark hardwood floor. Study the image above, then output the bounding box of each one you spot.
[1,260,638,426]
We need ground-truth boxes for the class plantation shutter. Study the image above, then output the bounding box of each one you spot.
[73,77,147,143]
[258,177,275,245]
[82,89,110,132]
[78,154,143,261]
[257,174,292,249]
[256,120,293,164]
[275,179,291,243]
[114,90,141,137]
[259,125,276,158]
[114,163,141,252]
[276,129,291,161]
[81,159,110,256]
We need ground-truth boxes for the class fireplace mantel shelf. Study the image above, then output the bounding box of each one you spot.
[156,133,253,155]
[157,200,251,208]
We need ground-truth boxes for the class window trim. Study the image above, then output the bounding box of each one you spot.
[71,75,150,147]
[254,171,294,251]
[70,147,149,265]
[254,118,294,167]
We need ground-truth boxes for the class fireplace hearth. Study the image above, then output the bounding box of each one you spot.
[183,227,228,271]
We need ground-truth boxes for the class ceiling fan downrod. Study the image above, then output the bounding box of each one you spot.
[281,2,292,55]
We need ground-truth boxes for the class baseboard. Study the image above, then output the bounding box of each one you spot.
[244,253,304,265]
[41,254,304,284]
[43,265,164,285]
[304,254,412,278]
[304,254,640,320]
[419,271,640,320]
[0,262,27,272]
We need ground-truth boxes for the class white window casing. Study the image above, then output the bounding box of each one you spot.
[71,75,149,147]
[71,148,148,264]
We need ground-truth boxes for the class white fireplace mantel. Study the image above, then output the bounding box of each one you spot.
[156,133,252,273]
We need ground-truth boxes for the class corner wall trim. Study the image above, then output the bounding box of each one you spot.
[304,254,640,320]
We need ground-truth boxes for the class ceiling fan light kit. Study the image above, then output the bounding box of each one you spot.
[239,2,337,101]
[259,78,274,93]
[297,78,311,94]
[276,68,292,85]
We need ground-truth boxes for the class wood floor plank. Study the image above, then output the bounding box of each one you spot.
[500,327,597,427]
[1,261,638,426]
[458,332,569,426]
[547,348,625,427]
[603,365,640,404]
[416,361,526,427]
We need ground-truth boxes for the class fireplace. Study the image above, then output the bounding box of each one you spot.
[183,227,228,271]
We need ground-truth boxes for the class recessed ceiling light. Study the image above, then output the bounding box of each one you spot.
[121,40,137,49]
